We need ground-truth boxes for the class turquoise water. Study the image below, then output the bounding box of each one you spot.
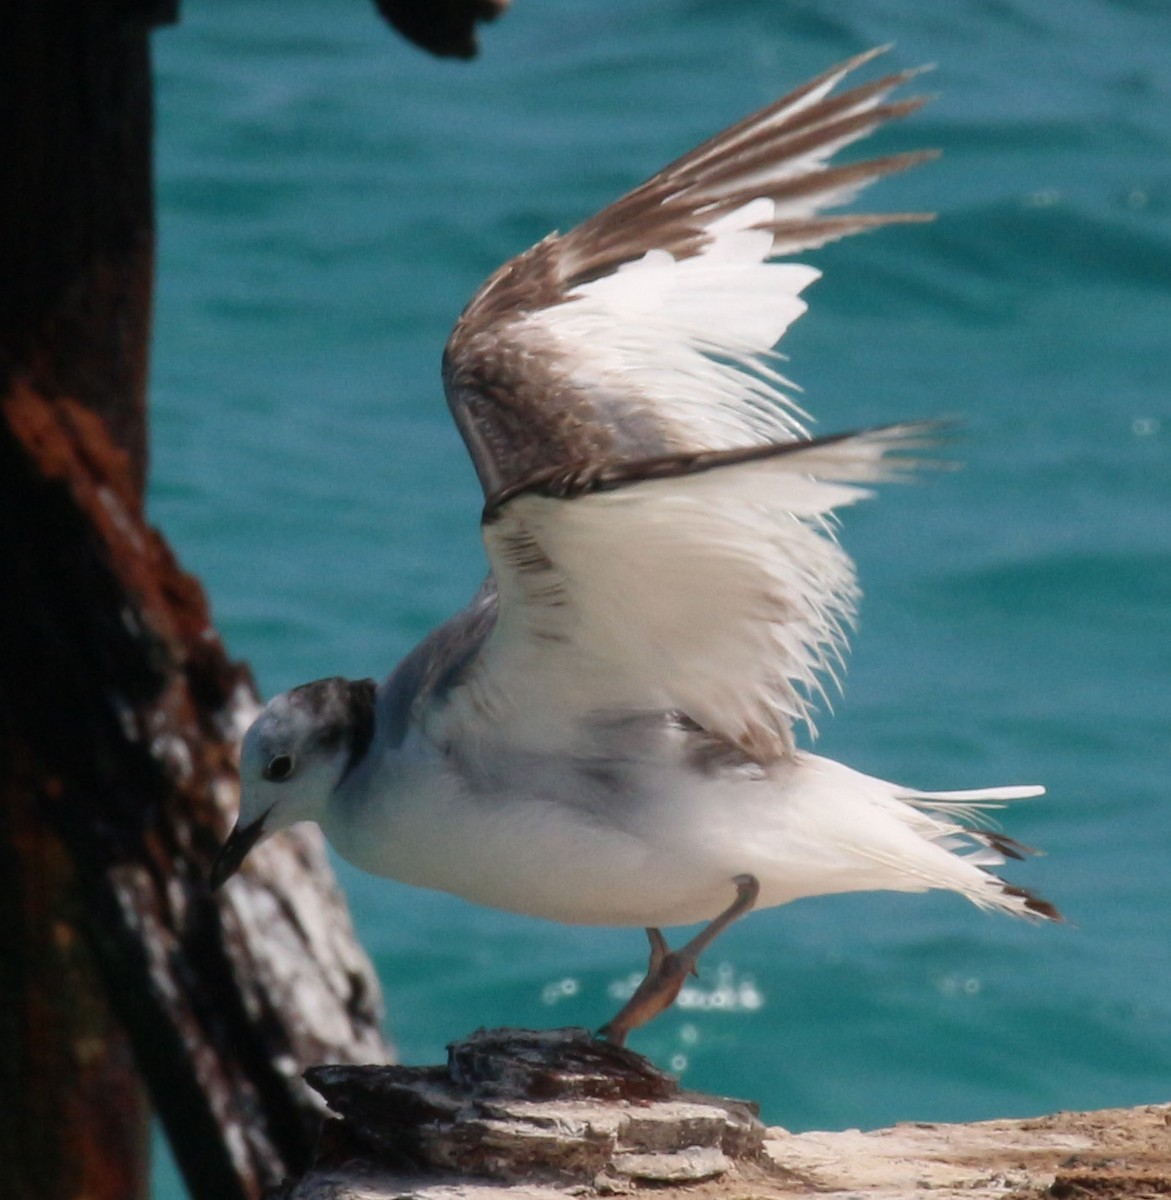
[149,1,1171,1192]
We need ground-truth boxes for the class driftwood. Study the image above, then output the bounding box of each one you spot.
[282,1029,1171,1200]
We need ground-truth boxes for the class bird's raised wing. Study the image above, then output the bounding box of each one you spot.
[432,50,934,761]
[443,46,933,502]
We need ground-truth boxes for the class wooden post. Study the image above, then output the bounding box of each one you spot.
[0,5,168,1196]
[0,3,389,1199]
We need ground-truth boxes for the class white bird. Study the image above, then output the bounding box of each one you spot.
[212,48,1058,1045]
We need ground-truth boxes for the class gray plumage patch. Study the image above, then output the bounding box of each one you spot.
[287,675,377,781]
[380,579,500,748]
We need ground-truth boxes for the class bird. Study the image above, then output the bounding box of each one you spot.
[211,48,1059,1046]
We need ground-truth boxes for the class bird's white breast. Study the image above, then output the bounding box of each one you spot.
[322,731,768,926]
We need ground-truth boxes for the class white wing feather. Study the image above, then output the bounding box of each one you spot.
[432,52,935,761]
[546,202,820,446]
[435,428,922,759]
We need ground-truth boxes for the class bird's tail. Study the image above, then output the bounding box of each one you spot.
[896,783,1062,922]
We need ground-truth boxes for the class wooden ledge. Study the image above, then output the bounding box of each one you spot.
[285,1028,1171,1199]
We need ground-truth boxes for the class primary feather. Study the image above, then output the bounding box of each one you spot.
[443,47,936,501]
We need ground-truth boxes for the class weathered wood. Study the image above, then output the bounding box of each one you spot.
[290,1102,1171,1200]
[0,382,391,1200]
[0,0,529,1195]
[0,0,173,496]
[286,1030,1171,1200]
[1,4,510,1200]
[0,749,151,1200]
[1,4,171,1197]
[297,1029,770,1194]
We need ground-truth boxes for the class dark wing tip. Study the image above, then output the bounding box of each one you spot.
[481,420,946,518]
[454,49,936,510]
[1002,883,1064,924]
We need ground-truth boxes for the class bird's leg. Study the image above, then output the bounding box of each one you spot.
[599,874,760,1047]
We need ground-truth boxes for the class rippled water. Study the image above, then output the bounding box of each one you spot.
[149,2,1171,1193]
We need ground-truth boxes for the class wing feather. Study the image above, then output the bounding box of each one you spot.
[430,51,936,760]
[430,427,928,761]
[442,48,934,500]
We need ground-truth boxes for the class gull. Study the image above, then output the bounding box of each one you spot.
[211,48,1058,1046]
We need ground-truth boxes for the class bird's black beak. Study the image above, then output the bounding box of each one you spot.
[209,817,267,890]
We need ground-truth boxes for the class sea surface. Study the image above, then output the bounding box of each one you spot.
[149,2,1171,1194]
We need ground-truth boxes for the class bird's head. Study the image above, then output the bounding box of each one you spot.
[210,675,377,888]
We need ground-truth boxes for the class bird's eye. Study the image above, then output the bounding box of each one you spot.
[264,754,295,783]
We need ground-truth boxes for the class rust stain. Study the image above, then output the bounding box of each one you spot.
[1,376,262,890]
[5,379,212,650]
[3,376,383,1197]
[3,378,255,750]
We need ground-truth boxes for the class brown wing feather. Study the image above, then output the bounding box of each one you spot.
[443,48,934,503]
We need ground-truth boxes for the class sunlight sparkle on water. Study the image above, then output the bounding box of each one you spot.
[607,962,764,1013]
